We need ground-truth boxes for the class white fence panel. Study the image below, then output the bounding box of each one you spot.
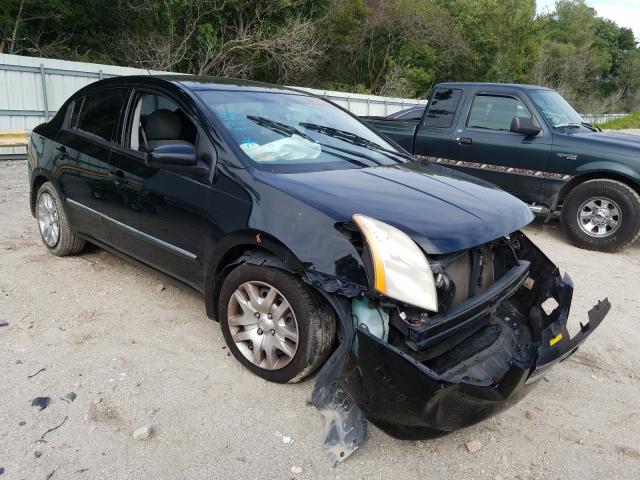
[0,53,629,158]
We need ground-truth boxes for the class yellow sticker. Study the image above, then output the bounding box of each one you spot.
[549,333,563,346]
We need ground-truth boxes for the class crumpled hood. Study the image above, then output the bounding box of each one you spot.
[259,162,534,254]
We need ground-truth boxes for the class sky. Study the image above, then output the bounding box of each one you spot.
[536,0,640,39]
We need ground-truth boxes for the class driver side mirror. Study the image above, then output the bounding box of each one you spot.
[510,116,542,137]
[146,143,208,177]
[148,144,197,166]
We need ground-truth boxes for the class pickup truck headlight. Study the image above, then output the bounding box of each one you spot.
[353,214,438,312]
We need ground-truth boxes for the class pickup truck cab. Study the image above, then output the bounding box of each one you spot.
[365,83,640,252]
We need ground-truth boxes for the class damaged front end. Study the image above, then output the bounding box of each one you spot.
[309,231,609,465]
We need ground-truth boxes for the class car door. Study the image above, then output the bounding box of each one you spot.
[105,88,215,290]
[447,92,552,203]
[54,87,129,242]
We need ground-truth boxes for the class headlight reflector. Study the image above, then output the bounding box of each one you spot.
[353,214,438,312]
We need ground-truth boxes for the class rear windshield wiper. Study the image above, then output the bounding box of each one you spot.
[299,122,416,162]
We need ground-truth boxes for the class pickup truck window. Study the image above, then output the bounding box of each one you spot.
[467,95,531,131]
[529,89,583,127]
[424,89,462,128]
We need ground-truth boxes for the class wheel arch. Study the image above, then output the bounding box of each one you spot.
[555,169,640,209]
[204,230,306,321]
[30,169,67,218]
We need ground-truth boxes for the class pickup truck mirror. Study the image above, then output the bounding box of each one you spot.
[510,117,542,137]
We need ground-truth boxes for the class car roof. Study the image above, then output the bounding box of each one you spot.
[78,74,311,96]
[435,82,553,92]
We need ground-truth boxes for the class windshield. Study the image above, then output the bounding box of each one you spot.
[196,90,403,172]
[529,90,584,127]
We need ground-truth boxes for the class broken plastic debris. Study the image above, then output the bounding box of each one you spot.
[31,397,50,411]
[0,321,9,327]
[61,392,77,403]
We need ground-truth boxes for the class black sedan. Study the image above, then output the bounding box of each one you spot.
[27,75,609,463]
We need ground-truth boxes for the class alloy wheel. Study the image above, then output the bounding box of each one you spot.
[37,192,60,247]
[577,196,622,238]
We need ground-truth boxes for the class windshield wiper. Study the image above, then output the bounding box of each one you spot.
[299,123,416,162]
[247,115,314,141]
[245,115,381,168]
[554,122,582,129]
[581,121,600,132]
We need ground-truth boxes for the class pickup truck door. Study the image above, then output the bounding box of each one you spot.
[445,92,552,204]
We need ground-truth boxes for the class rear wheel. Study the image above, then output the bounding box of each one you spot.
[218,264,336,383]
[36,182,86,256]
[562,179,640,252]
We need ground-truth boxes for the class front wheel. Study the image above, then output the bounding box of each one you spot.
[218,264,336,383]
[562,179,640,252]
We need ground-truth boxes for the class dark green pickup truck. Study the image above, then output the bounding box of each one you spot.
[364,82,640,252]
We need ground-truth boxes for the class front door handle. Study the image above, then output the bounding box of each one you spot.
[108,169,128,184]
[458,137,473,145]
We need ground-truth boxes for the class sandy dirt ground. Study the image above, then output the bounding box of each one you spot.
[1,159,639,480]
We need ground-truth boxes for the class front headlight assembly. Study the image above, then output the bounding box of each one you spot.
[353,214,438,312]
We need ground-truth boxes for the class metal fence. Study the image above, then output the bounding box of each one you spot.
[0,53,629,159]
[0,53,425,158]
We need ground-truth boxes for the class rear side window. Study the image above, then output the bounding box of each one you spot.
[72,88,128,142]
[424,89,462,128]
[467,95,531,131]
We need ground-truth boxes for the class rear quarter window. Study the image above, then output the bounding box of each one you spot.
[72,88,128,142]
[424,89,462,128]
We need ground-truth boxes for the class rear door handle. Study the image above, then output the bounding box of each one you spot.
[108,169,128,184]
[56,145,68,158]
[458,137,473,145]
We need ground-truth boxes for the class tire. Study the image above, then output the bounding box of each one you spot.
[35,182,86,256]
[562,179,640,252]
[218,263,336,383]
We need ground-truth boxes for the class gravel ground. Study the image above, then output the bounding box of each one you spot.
[1,159,639,480]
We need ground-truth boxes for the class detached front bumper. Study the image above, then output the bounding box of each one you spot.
[343,290,610,439]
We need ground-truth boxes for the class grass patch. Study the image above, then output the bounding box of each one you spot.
[597,112,640,130]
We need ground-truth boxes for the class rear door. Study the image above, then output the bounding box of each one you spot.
[54,87,129,242]
[446,92,552,202]
[105,88,215,289]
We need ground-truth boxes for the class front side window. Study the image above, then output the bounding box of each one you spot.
[424,89,462,128]
[129,93,197,151]
[196,90,403,172]
[467,95,531,131]
[73,88,128,142]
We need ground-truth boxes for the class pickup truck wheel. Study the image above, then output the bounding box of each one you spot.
[218,264,336,384]
[562,179,640,252]
[36,182,86,256]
